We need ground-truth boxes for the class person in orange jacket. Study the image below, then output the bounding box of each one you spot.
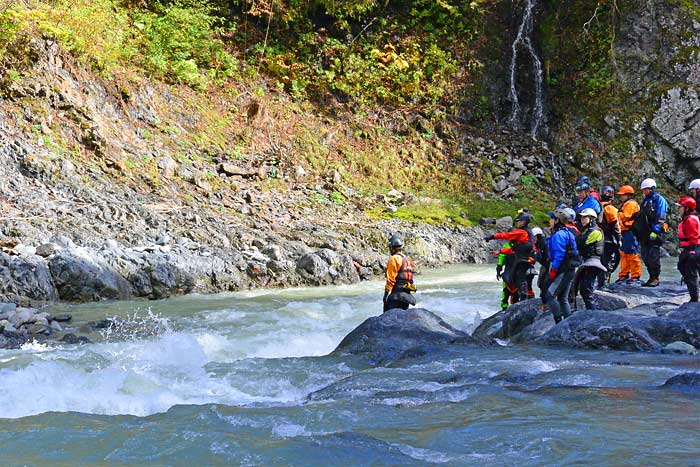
[383,234,416,312]
[616,185,642,283]
[598,186,621,286]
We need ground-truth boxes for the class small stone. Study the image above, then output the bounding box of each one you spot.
[52,314,72,322]
[35,243,56,257]
[157,156,178,178]
[50,320,63,332]
[262,244,283,261]
[104,239,120,250]
[11,308,36,327]
[155,235,170,246]
[28,323,50,335]
[294,165,307,181]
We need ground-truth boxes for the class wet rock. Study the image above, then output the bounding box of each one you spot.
[60,333,92,345]
[474,292,628,341]
[332,308,479,365]
[661,341,698,355]
[662,373,700,389]
[10,308,37,327]
[538,302,700,351]
[52,314,72,322]
[0,252,58,305]
[49,249,132,302]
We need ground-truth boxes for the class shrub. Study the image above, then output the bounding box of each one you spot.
[133,0,237,88]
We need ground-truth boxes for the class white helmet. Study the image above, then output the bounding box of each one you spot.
[641,178,656,190]
[689,179,700,190]
[579,208,597,218]
[531,227,543,236]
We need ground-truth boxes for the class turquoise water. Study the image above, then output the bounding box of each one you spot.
[0,263,698,466]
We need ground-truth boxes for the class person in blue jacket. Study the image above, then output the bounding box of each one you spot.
[633,178,669,287]
[545,207,580,323]
[573,176,602,228]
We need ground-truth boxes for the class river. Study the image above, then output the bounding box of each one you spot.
[0,263,698,466]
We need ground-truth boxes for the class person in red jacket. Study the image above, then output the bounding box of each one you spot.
[677,197,700,302]
[485,212,535,303]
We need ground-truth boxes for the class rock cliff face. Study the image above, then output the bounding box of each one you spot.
[561,0,700,187]
[485,0,700,190]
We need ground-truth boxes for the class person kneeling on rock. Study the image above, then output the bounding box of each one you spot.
[383,234,417,312]
[677,197,700,302]
[545,208,580,323]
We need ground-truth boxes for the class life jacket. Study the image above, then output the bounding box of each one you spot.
[577,224,604,259]
[679,212,700,248]
[599,202,620,240]
[513,228,535,265]
[392,254,416,293]
[634,192,669,237]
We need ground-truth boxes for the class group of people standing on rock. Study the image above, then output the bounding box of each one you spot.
[485,176,700,323]
[379,176,700,318]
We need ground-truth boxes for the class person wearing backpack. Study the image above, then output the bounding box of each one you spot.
[383,234,416,312]
[485,212,536,303]
[575,208,607,309]
[616,185,642,284]
[544,208,580,323]
[677,197,700,302]
[598,186,621,287]
[633,178,669,287]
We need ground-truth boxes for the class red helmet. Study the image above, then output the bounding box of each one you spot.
[678,196,696,211]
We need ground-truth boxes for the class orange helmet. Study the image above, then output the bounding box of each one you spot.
[678,196,696,211]
[616,185,635,195]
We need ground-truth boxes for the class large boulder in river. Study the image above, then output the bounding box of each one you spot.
[472,292,629,341]
[49,250,131,302]
[663,373,700,389]
[332,308,479,365]
[538,302,700,351]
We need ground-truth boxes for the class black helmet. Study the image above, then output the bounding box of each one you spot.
[388,234,403,249]
[601,185,614,201]
[515,212,531,224]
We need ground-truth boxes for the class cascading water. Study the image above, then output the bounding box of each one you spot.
[509,0,545,137]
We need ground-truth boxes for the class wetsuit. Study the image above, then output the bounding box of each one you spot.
[384,252,416,311]
[575,222,606,309]
[634,191,668,283]
[678,211,700,302]
[545,225,579,323]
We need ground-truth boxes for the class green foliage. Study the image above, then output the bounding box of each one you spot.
[242,0,487,107]
[367,199,472,227]
[539,0,618,116]
[133,0,237,88]
[28,0,137,72]
[6,0,237,88]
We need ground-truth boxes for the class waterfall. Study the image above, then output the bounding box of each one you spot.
[509,0,545,137]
